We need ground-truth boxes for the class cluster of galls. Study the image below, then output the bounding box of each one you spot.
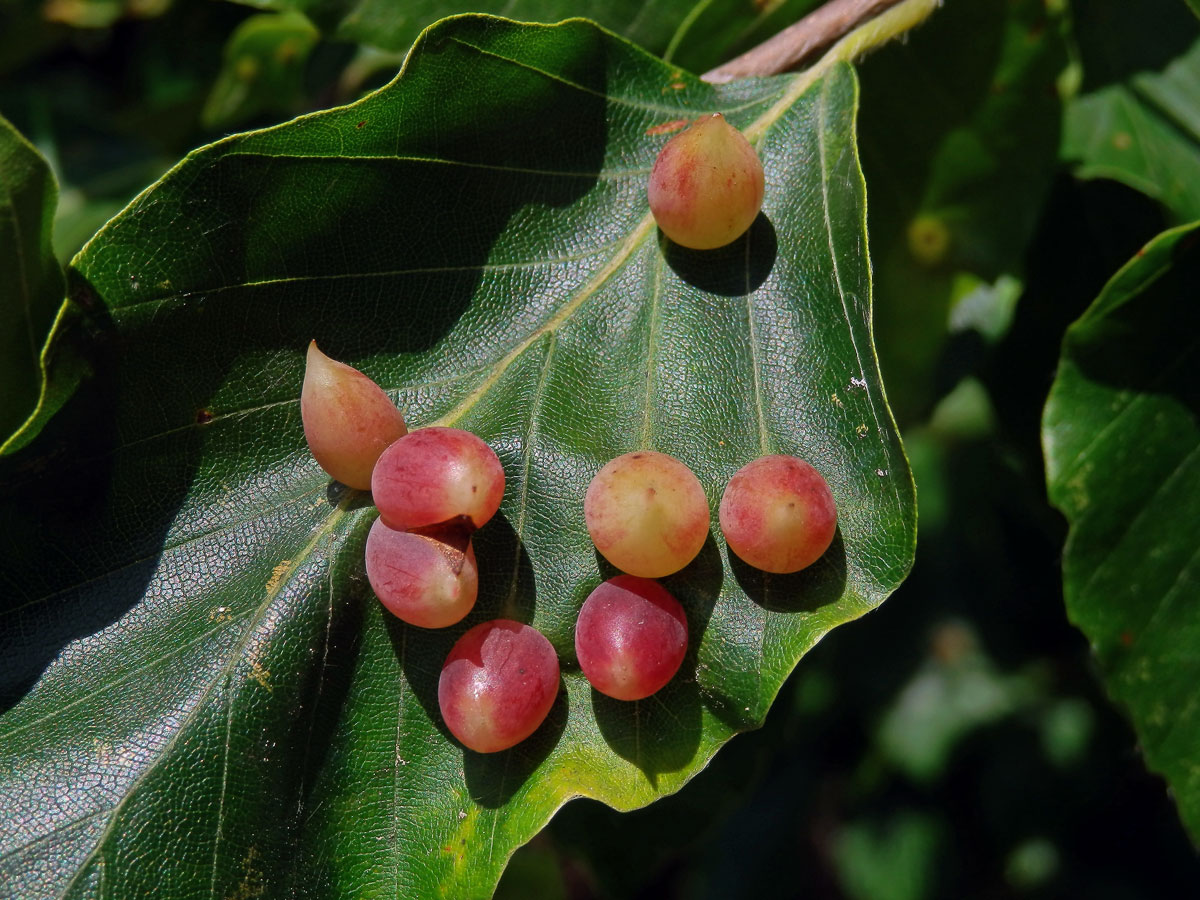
[297,114,833,754]
[303,342,558,754]
[579,449,837,704]
[301,343,836,756]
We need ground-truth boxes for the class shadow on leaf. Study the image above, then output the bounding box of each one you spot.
[0,22,610,717]
[591,534,723,785]
[463,685,569,809]
[472,514,537,623]
[660,212,777,297]
[729,528,848,614]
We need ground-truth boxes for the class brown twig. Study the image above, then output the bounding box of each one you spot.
[702,0,913,83]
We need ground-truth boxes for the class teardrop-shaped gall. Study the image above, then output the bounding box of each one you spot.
[301,341,407,490]
[647,113,765,250]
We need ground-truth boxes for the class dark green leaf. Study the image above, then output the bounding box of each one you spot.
[1063,3,1200,221]
[202,11,320,130]
[225,0,694,57]
[1043,220,1200,843]
[0,17,914,898]
[0,114,63,447]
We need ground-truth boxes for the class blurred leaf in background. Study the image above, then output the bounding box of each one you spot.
[225,0,696,58]
[855,0,1068,425]
[0,113,63,442]
[41,0,171,30]
[1063,0,1200,222]
[663,0,823,75]
[0,1,257,263]
[202,10,319,129]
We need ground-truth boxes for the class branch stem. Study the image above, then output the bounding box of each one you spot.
[703,0,941,84]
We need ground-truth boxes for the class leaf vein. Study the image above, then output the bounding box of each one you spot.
[446,35,780,118]
[1078,440,1200,600]
[0,485,325,620]
[816,72,897,507]
[47,497,352,900]
[209,678,235,900]
[433,215,657,427]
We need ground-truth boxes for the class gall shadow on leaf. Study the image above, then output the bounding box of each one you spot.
[471,513,537,623]
[382,512,565,806]
[326,481,377,511]
[386,614,458,746]
[384,612,569,810]
[385,514,538,738]
[729,528,848,614]
[590,533,723,786]
[659,212,777,297]
[463,685,569,809]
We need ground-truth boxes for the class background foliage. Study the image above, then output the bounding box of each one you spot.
[2,0,1199,897]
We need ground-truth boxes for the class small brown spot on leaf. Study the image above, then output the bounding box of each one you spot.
[249,660,272,692]
[646,118,690,136]
[1112,131,1133,151]
[266,560,292,594]
[356,121,366,128]
[1121,630,1134,647]
[196,408,214,425]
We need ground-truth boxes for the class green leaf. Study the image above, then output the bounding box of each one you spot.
[0,114,64,447]
[1063,3,1200,221]
[0,16,914,898]
[202,11,320,130]
[1043,220,1200,843]
[227,0,694,56]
